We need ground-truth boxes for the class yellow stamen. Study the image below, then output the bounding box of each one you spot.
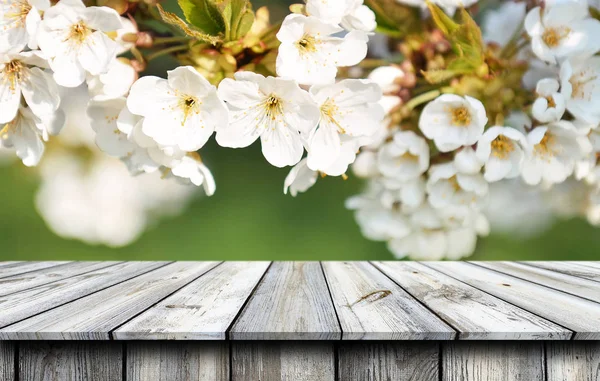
[491,135,515,159]
[4,1,31,29]
[321,98,346,134]
[534,132,555,158]
[295,34,318,55]
[67,21,92,44]
[449,106,471,127]
[264,94,283,121]
[542,27,571,48]
[179,96,200,126]
[2,60,24,92]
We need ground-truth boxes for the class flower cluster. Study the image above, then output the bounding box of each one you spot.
[3,0,600,256]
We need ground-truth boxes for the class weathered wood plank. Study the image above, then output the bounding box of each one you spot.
[426,262,600,340]
[374,261,570,340]
[0,262,22,269]
[474,261,600,303]
[19,342,122,381]
[547,342,600,381]
[232,342,334,381]
[0,261,168,329]
[338,342,439,381]
[127,342,229,381]
[0,262,220,340]
[115,261,270,340]
[443,342,545,381]
[0,262,70,279]
[522,262,600,283]
[230,262,340,340]
[0,262,122,297]
[322,262,455,340]
[0,341,14,381]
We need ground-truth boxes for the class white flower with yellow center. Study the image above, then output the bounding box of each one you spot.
[276,14,368,85]
[127,66,228,152]
[0,105,63,166]
[377,130,429,181]
[36,0,123,87]
[532,78,566,123]
[521,121,593,186]
[426,162,488,210]
[0,51,60,124]
[0,0,49,54]
[419,94,488,153]
[306,79,383,173]
[475,126,528,183]
[525,0,600,64]
[217,72,320,167]
[560,56,600,125]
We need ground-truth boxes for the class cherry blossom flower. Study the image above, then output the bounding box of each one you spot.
[419,94,487,152]
[37,0,123,87]
[522,121,592,186]
[0,51,60,124]
[426,162,488,210]
[127,66,228,152]
[525,0,600,64]
[217,72,320,167]
[0,106,63,166]
[284,158,318,196]
[0,0,49,53]
[306,79,383,173]
[532,78,566,123]
[560,56,600,125]
[276,14,368,85]
[377,131,429,181]
[475,126,528,183]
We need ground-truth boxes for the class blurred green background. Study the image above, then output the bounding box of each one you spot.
[1,0,599,261]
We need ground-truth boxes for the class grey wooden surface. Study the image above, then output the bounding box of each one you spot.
[0,261,599,340]
[0,341,14,381]
[2,341,599,381]
[338,342,440,381]
[230,262,341,340]
[127,342,230,381]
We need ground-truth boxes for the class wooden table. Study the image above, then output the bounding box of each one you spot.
[0,261,599,380]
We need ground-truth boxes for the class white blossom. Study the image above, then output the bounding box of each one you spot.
[168,153,216,195]
[127,66,228,152]
[88,59,137,99]
[276,14,368,85]
[284,158,318,196]
[483,1,526,46]
[377,130,429,181]
[0,51,60,124]
[0,0,49,53]
[532,78,566,123]
[426,162,488,210]
[525,0,600,64]
[560,56,600,125]
[453,146,482,175]
[306,0,375,32]
[306,79,383,173]
[0,106,63,166]
[217,71,320,167]
[476,126,528,182]
[37,0,123,87]
[522,121,593,186]
[419,94,487,152]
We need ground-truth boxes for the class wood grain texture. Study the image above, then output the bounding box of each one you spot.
[426,262,600,340]
[322,262,455,340]
[127,342,229,381]
[547,342,600,381]
[115,262,270,340]
[0,262,219,340]
[19,342,122,381]
[0,261,167,329]
[522,262,600,283]
[474,262,600,303]
[0,262,121,297]
[442,342,545,381]
[232,342,335,381]
[373,261,570,340]
[0,341,14,381]
[0,262,70,280]
[230,262,341,340]
[338,342,439,381]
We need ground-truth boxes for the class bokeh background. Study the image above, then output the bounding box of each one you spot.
[1,0,599,261]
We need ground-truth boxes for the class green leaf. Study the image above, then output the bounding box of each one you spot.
[178,0,226,36]
[364,0,421,38]
[157,4,222,45]
[427,2,485,75]
[222,0,254,41]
